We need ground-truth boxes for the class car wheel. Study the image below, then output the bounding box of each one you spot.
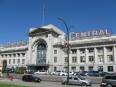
[81,83,87,86]
[107,84,112,87]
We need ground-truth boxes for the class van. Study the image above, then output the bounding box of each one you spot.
[100,73,116,87]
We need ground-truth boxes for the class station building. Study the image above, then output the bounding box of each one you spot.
[0,24,116,73]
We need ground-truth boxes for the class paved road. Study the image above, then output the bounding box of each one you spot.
[2,74,102,84]
[0,78,100,87]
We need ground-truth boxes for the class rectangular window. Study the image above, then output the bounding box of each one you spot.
[13,59,15,64]
[71,49,77,54]
[108,66,113,72]
[54,50,57,54]
[97,48,103,53]
[89,56,94,62]
[71,66,76,72]
[88,48,94,53]
[22,59,25,64]
[17,53,20,57]
[72,57,77,63]
[1,54,4,58]
[80,49,85,54]
[64,57,68,63]
[22,53,25,57]
[9,54,11,57]
[54,57,57,63]
[17,59,20,64]
[107,47,113,52]
[80,56,86,62]
[13,54,16,57]
[9,59,11,64]
[54,67,57,71]
[80,66,85,71]
[88,66,93,71]
[98,66,103,72]
[98,55,103,62]
[107,55,114,62]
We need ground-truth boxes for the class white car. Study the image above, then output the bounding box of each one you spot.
[34,70,48,75]
[59,71,67,76]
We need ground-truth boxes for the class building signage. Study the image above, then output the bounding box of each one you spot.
[69,29,111,40]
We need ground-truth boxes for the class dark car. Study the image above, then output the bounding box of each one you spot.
[22,74,41,82]
[86,71,99,76]
[100,73,116,87]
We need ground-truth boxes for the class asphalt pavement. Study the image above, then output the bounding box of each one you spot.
[0,78,100,87]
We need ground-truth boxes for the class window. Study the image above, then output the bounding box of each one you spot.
[107,47,113,52]
[108,66,113,72]
[72,57,77,63]
[54,50,57,54]
[97,48,103,53]
[9,54,11,57]
[13,59,15,64]
[22,59,25,64]
[64,57,68,63]
[1,54,4,58]
[17,59,20,64]
[22,53,25,57]
[98,66,103,72]
[89,56,94,62]
[107,55,114,62]
[71,66,76,72]
[64,67,68,72]
[17,53,20,57]
[80,49,85,54]
[54,67,57,71]
[68,77,72,80]
[80,56,86,62]
[88,66,93,71]
[98,55,103,62]
[54,57,57,63]
[74,77,78,80]
[88,48,94,53]
[13,54,16,57]
[80,66,85,71]
[71,49,77,54]
[9,59,11,64]
[5,54,7,57]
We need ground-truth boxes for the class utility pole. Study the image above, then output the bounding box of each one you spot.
[58,17,70,84]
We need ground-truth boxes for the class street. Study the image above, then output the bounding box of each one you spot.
[0,78,100,87]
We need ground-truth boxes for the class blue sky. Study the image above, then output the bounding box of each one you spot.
[0,0,116,44]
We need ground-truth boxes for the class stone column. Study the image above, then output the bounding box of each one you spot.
[113,46,116,63]
[85,48,88,71]
[77,49,80,71]
[103,46,107,72]
[113,46,116,72]
[94,47,98,71]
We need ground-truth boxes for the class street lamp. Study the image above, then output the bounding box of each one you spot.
[58,17,70,84]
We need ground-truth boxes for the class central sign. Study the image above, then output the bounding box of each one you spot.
[69,29,111,40]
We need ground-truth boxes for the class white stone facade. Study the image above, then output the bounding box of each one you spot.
[0,24,116,73]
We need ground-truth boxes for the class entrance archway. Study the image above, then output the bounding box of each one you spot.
[2,60,7,72]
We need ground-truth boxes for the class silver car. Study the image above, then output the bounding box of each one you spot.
[62,76,92,86]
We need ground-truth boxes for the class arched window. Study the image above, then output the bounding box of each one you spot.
[36,43,46,65]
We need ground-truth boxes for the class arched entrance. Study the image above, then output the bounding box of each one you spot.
[36,42,48,71]
[2,60,7,72]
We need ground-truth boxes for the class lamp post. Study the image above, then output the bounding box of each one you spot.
[58,17,70,84]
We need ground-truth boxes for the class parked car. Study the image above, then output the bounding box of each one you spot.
[59,71,67,76]
[100,73,116,87]
[86,71,99,76]
[34,70,48,75]
[22,74,41,82]
[62,76,92,86]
